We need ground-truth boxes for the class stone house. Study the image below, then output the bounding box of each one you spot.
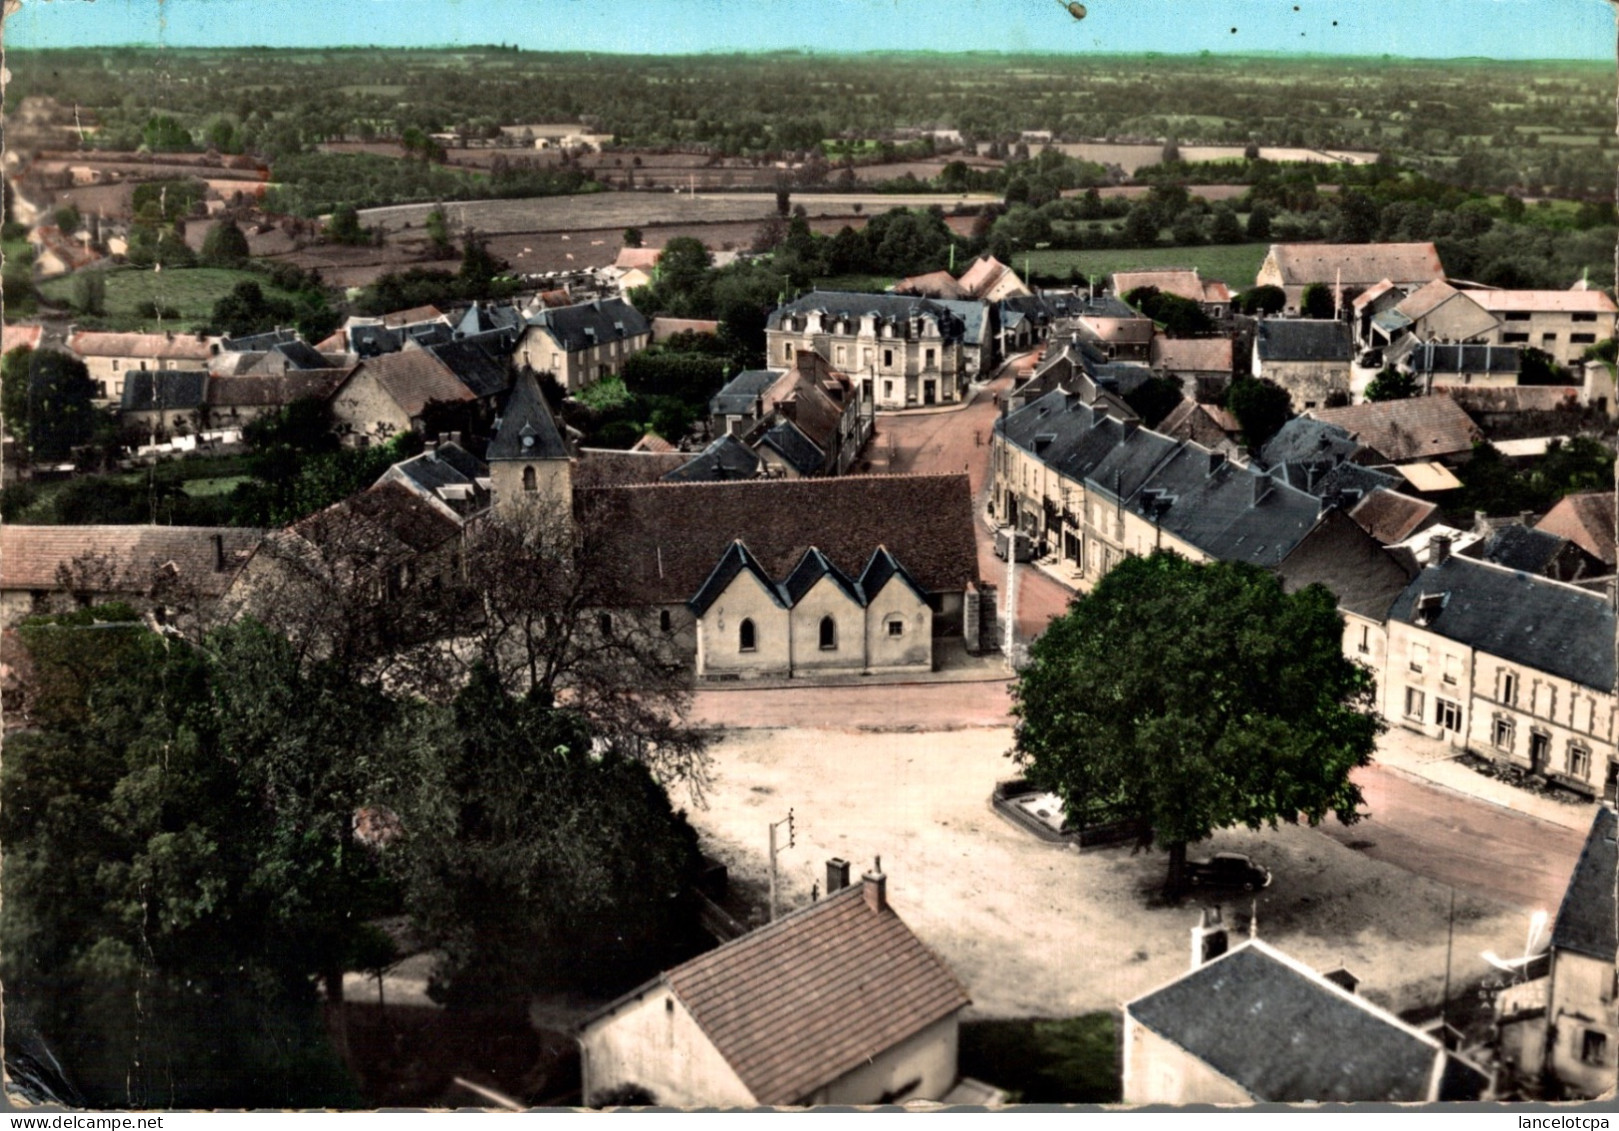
[328,349,478,446]
[119,369,209,441]
[1148,336,1236,400]
[1310,395,1482,466]
[1383,549,1616,797]
[955,255,1031,303]
[204,369,352,431]
[1070,295,1155,362]
[1124,937,1489,1104]
[706,351,870,476]
[512,296,651,392]
[1361,279,1498,355]
[1495,806,1619,1099]
[1473,288,1619,368]
[766,292,969,410]
[66,330,219,403]
[0,524,262,630]
[1255,242,1446,313]
[1536,492,1616,572]
[578,863,971,1107]
[1252,319,1354,411]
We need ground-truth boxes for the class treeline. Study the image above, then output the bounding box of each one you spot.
[262,152,600,217]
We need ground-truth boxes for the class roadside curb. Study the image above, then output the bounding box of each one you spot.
[1372,758,1596,833]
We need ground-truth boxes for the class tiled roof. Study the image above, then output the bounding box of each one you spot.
[1393,278,1465,321]
[1150,336,1234,374]
[1388,554,1615,691]
[580,474,979,606]
[1349,488,1440,545]
[525,297,649,352]
[1351,279,1399,312]
[663,434,764,482]
[572,448,687,487]
[1441,386,1579,415]
[487,370,569,461]
[892,270,967,300]
[119,369,209,413]
[1265,242,1445,287]
[0,524,263,596]
[1255,318,1353,363]
[1276,507,1418,620]
[67,330,214,361]
[630,432,676,453]
[425,338,510,400]
[1127,940,1481,1103]
[1312,396,1481,463]
[290,481,463,558]
[1158,399,1241,452]
[615,246,662,271]
[1,324,43,354]
[208,369,350,409]
[758,419,825,477]
[661,883,971,1105]
[1112,268,1231,306]
[1536,492,1616,566]
[379,304,446,328]
[1472,289,1619,315]
[355,350,476,420]
[1551,807,1618,961]
[956,255,1014,299]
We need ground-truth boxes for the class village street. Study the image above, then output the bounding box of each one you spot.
[686,361,1592,1019]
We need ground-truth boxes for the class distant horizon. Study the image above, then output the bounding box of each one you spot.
[5,0,1613,61]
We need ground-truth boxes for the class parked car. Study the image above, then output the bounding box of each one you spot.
[994,527,1036,562]
[1186,852,1271,891]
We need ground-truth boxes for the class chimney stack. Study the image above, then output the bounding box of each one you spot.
[1190,907,1229,970]
[826,857,851,894]
[862,856,887,913]
[1430,533,1452,564]
[212,532,226,572]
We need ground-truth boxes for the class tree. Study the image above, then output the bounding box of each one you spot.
[1121,203,1160,247]
[211,280,297,338]
[1364,365,1418,401]
[1124,287,1214,337]
[1225,375,1293,453]
[1209,204,1244,245]
[1234,285,1286,316]
[622,226,644,249]
[457,230,506,296]
[1011,552,1380,892]
[1122,375,1185,428]
[1330,190,1379,244]
[71,270,106,316]
[1245,202,1273,242]
[325,204,369,246]
[2,348,102,462]
[1300,282,1336,320]
[200,216,251,266]
[1519,347,1573,386]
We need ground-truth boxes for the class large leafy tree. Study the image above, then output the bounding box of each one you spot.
[1,347,104,462]
[1011,552,1381,892]
[1225,375,1294,453]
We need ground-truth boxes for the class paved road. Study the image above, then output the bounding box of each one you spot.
[689,679,1584,912]
[862,366,1074,641]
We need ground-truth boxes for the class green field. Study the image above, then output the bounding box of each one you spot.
[1025,242,1271,289]
[812,273,900,293]
[39,267,299,332]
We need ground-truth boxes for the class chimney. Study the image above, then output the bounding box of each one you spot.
[1430,533,1452,564]
[1252,470,1271,507]
[826,857,851,894]
[862,856,887,913]
[1208,450,1227,476]
[212,533,226,572]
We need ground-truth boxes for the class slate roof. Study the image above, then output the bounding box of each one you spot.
[351,350,475,420]
[487,370,569,461]
[688,540,785,616]
[0,524,263,596]
[426,338,510,399]
[781,546,862,607]
[767,292,964,341]
[1349,488,1440,545]
[1470,524,1568,575]
[933,299,989,347]
[525,297,649,352]
[1264,242,1445,288]
[1157,398,1241,452]
[457,301,525,339]
[1403,342,1520,375]
[220,327,298,353]
[580,474,979,606]
[663,434,764,482]
[859,546,930,605]
[1314,462,1401,509]
[1537,492,1616,566]
[1276,508,1417,620]
[119,369,209,413]
[758,419,826,477]
[657,882,971,1105]
[268,340,332,370]
[1259,418,1363,470]
[380,442,490,520]
[1255,318,1354,363]
[1388,554,1616,691]
[711,369,783,417]
[1126,940,1482,1103]
[572,448,688,487]
[1551,807,1618,961]
[1312,396,1481,463]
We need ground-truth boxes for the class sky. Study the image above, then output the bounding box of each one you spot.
[3,0,1615,59]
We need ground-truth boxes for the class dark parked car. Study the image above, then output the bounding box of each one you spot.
[1186,852,1271,891]
[994,528,1036,562]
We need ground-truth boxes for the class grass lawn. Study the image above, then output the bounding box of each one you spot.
[812,273,899,293]
[183,475,250,497]
[958,1015,1121,1104]
[38,267,300,333]
[1025,243,1270,289]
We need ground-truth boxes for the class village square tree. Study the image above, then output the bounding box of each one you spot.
[1010,552,1382,893]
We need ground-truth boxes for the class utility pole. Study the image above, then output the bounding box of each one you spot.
[1004,533,1017,670]
[767,808,795,922]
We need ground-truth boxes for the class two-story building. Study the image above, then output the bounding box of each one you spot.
[512,296,651,392]
[66,330,219,403]
[1252,319,1355,411]
[766,292,969,410]
[1473,288,1619,368]
[1254,242,1446,313]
